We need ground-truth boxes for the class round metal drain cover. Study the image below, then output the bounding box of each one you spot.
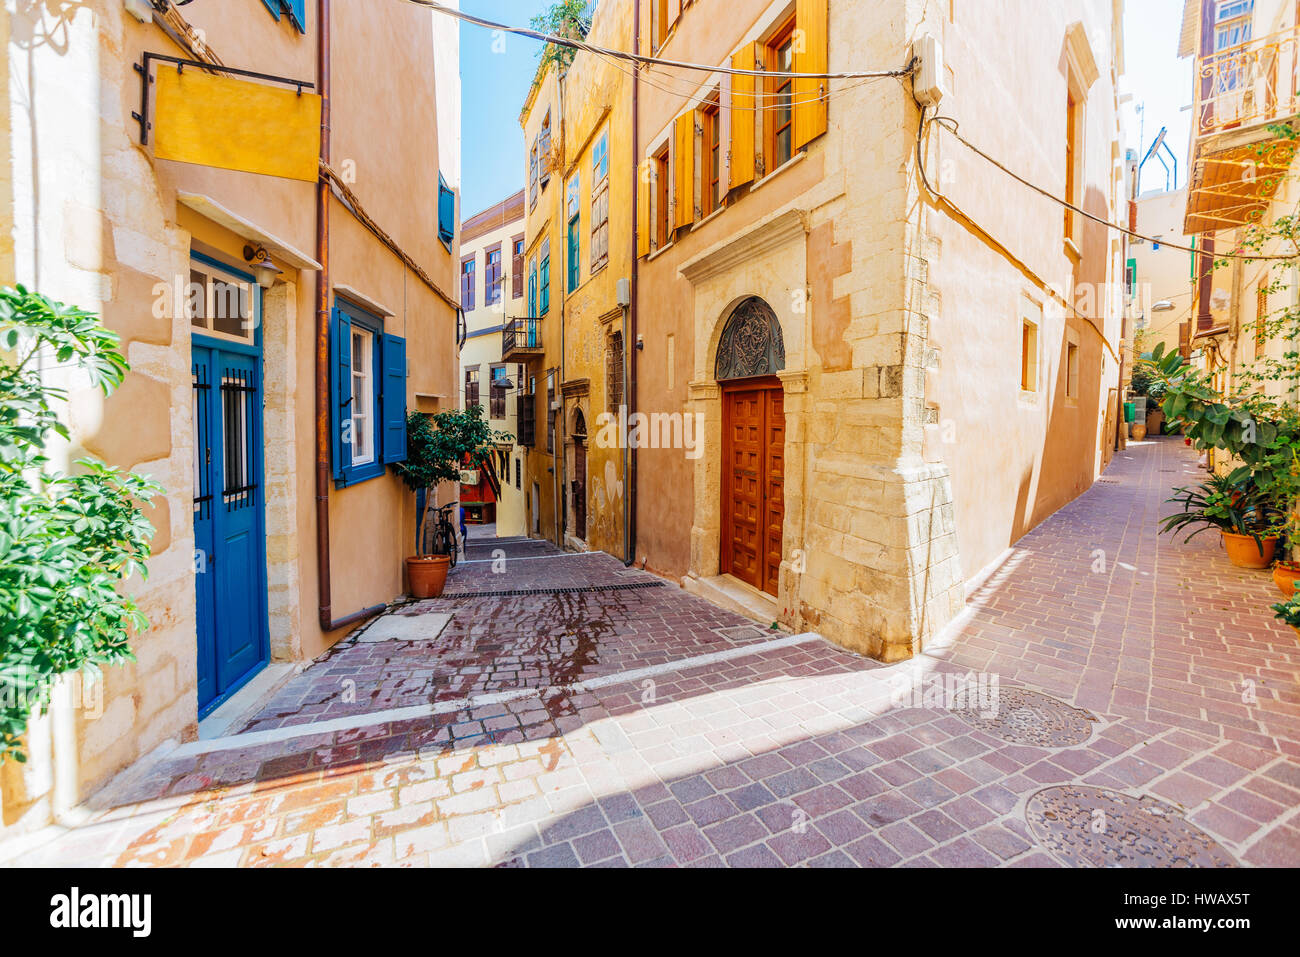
[953,687,1094,747]
[1026,786,1235,867]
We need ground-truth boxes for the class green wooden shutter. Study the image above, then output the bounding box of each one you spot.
[381,334,408,463]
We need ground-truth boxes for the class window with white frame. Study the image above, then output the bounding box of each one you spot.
[350,326,375,466]
[1215,1,1254,48]
[189,260,256,342]
[331,299,406,487]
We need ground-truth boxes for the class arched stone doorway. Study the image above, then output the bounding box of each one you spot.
[716,297,786,596]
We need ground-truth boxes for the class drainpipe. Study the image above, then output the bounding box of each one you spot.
[315,0,384,632]
[625,0,640,567]
[555,67,568,549]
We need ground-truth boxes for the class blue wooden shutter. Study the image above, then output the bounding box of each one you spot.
[331,308,352,480]
[261,0,281,21]
[381,334,408,464]
[528,261,537,316]
[287,0,307,32]
[438,174,455,248]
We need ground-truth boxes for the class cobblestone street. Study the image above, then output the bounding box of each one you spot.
[11,438,1299,868]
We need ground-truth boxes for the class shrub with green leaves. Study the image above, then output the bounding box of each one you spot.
[391,406,510,555]
[1142,342,1300,546]
[0,286,162,762]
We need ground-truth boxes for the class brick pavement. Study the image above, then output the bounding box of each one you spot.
[7,437,1299,867]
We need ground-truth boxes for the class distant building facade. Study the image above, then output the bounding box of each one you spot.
[459,190,528,535]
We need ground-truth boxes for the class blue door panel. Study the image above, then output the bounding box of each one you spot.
[192,340,269,715]
[192,348,219,711]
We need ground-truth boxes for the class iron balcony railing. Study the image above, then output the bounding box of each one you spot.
[1196,28,1300,138]
[502,316,544,360]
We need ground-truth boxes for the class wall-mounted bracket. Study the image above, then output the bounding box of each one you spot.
[132,51,315,146]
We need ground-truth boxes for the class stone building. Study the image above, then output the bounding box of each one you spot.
[0,0,459,844]
[630,0,1127,660]
[516,0,635,557]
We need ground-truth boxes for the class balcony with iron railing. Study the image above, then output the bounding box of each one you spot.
[502,316,544,362]
[1186,27,1300,234]
[1196,28,1300,138]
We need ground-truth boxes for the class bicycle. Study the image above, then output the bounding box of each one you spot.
[431,503,460,568]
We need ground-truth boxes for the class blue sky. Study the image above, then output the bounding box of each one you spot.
[459,0,555,218]
[1123,0,1192,194]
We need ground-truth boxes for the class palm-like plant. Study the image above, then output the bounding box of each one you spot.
[1160,472,1284,553]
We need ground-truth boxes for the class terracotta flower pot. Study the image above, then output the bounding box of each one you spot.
[1273,562,1300,597]
[1131,423,1148,441]
[406,555,450,599]
[1222,532,1278,569]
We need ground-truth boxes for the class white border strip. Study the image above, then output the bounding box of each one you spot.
[171,631,824,759]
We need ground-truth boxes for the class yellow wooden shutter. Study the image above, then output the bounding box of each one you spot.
[638,161,651,258]
[674,112,695,229]
[729,45,756,188]
[793,0,829,149]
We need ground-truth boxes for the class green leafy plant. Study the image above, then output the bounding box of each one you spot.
[531,0,592,72]
[0,286,162,762]
[1160,472,1284,555]
[391,406,511,555]
[1271,592,1300,629]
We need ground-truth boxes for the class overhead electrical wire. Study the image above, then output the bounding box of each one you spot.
[922,114,1297,264]
[413,0,1294,267]
[403,0,916,81]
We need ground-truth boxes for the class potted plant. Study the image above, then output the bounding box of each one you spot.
[1273,558,1300,597]
[1270,593,1300,642]
[391,406,510,598]
[1160,473,1283,569]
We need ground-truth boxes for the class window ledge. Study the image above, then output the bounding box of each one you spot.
[749,151,806,194]
[647,240,675,263]
[694,204,727,232]
[335,460,388,489]
[1017,389,1041,409]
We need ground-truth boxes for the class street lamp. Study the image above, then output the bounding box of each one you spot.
[243,244,283,289]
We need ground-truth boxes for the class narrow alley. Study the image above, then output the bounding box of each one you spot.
[13,438,1297,869]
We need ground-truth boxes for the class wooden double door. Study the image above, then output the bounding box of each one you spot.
[721,378,785,596]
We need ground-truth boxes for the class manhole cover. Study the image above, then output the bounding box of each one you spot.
[1026,786,1235,867]
[953,687,1095,747]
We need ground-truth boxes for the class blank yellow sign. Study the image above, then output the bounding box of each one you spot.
[153,67,321,182]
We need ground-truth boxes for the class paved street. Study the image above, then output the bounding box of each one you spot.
[10,437,1299,868]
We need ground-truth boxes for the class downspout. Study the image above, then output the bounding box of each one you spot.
[315,0,384,632]
[625,0,640,567]
[555,67,568,549]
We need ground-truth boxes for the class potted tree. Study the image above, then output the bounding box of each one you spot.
[1160,473,1283,569]
[391,407,509,599]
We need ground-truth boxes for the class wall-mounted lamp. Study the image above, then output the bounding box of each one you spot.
[243,244,283,289]
[1152,300,1175,312]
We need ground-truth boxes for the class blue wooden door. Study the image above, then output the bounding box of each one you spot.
[192,342,269,715]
